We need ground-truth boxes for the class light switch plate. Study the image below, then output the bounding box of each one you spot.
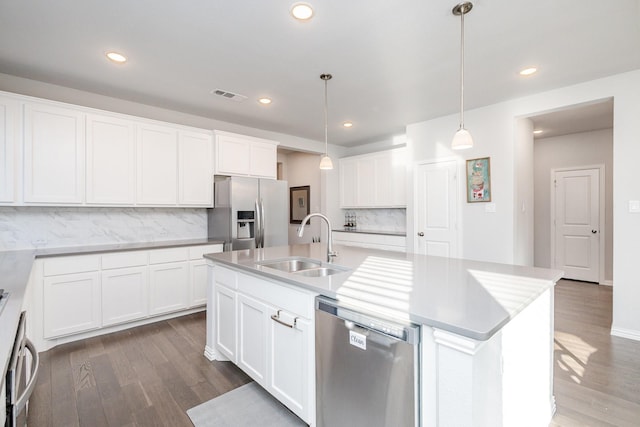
[485,203,496,213]
[629,200,640,213]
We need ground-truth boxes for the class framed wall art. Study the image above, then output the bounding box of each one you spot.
[290,185,310,224]
[466,157,491,202]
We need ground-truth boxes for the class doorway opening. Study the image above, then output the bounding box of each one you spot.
[529,99,613,286]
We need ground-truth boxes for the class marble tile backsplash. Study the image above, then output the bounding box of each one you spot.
[340,208,406,233]
[0,207,207,251]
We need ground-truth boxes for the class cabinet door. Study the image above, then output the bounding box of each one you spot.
[136,123,178,205]
[0,97,18,203]
[339,157,358,208]
[268,309,311,422]
[148,261,189,315]
[237,293,270,385]
[356,156,376,206]
[178,131,213,206]
[215,133,250,175]
[24,102,85,204]
[102,266,148,326]
[190,259,209,307]
[86,114,135,205]
[215,284,237,362]
[389,148,407,206]
[43,271,101,338]
[250,140,277,179]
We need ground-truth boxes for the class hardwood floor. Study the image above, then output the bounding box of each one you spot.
[551,279,640,426]
[27,313,251,427]
[26,280,640,426]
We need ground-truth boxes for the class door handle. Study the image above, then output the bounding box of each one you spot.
[417,232,424,237]
[591,230,597,234]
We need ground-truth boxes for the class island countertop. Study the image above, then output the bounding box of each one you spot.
[204,243,563,341]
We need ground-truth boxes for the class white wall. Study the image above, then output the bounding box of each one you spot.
[407,102,517,263]
[533,128,613,282]
[284,152,323,244]
[514,118,535,266]
[406,69,640,340]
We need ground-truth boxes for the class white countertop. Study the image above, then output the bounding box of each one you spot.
[204,243,563,341]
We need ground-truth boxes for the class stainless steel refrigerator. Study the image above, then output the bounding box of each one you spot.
[207,176,288,251]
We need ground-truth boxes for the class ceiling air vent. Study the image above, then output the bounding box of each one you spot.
[210,89,248,102]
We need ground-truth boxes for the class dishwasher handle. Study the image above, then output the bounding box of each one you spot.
[316,296,420,345]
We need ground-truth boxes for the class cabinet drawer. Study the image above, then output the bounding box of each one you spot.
[215,266,237,289]
[238,273,313,319]
[189,244,223,260]
[149,247,189,264]
[43,254,101,276]
[102,250,148,269]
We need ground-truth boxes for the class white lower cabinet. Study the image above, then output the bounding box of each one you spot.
[102,266,148,326]
[215,284,238,362]
[149,262,189,315]
[238,293,270,384]
[268,308,311,418]
[43,271,101,338]
[213,266,315,424]
[39,243,221,346]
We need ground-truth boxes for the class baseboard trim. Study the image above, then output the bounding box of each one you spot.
[204,345,216,361]
[611,327,640,341]
[601,280,613,286]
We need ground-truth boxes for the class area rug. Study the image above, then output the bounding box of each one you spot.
[187,382,307,427]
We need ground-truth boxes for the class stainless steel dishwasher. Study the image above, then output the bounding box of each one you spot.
[315,296,420,427]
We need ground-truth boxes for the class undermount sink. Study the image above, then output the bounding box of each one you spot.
[257,257,323,273]
[294,266,350,277]
[256,257,350,277]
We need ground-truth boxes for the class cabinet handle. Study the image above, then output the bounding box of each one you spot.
[271,310,297,328]
[417,232,424,237]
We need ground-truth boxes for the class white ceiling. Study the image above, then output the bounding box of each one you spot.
[530,99,614,140]
[0,0,638,147]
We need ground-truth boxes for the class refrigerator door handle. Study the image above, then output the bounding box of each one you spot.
[255,198,262,248]
[259,199,265,248]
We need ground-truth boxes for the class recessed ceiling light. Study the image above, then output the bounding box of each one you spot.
[533,129,543,134]
[290,2,314,21]
[343,121,353,128]
[258,97,272,105]
[519,67,538,76]
[106,51,127,64]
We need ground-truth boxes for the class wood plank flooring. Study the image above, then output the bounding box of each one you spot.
[551,279,640,426]
[27,313,251,427]
[26,280,640,426]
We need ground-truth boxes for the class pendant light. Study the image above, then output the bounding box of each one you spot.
[451,2,474,150]
[319,73,334,170]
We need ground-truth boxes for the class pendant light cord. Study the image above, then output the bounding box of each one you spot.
[459,7,465,130]
[324,78,329,156]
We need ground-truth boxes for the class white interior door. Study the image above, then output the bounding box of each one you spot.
[553,168,600,282]
[414,161,458,257]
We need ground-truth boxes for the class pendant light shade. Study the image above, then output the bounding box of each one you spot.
[452,2,473,150]
[319,73,334,170]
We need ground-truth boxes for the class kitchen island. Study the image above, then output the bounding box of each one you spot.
[204,243,563,427]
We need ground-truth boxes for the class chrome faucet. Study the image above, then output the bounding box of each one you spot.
[298,213,338,262]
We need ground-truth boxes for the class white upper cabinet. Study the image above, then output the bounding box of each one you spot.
[178,131,213,206]
[136,123,178,205]
[250,140,278,178]
[24,102,85,204]
[2,90,214,207]
[86,114,136,205]
[339,147,407,208]
[0,96,18,204]
[214,130,278,179]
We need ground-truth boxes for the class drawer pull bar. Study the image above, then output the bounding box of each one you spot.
[271,310,297,328]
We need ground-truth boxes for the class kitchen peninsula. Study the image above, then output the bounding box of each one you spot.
[205,243,563,427]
